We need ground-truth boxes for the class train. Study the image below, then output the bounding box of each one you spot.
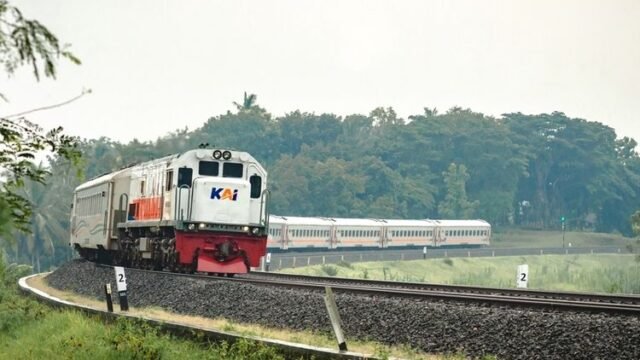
[267,216,491,251]
[70,148,270,275]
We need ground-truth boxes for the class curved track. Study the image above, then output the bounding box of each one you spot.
[243,272,640,305]
[98,264,640,315]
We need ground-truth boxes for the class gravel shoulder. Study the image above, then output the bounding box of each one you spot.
[45,260,640,360]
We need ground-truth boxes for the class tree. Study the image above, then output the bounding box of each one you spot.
[370,107,404,127]
[630,211,640,262]
[232,91,270,118]
[13,170,70,272]
[0,0,81,241]
[438,163,478,219]
[631,211,640,237]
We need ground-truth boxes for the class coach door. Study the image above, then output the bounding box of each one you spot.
[109,176,130,242]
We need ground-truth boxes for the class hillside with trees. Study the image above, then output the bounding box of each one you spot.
[1,0,639,271]
[4,97,640,269]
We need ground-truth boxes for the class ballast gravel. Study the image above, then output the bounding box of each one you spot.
[46,260,640,359]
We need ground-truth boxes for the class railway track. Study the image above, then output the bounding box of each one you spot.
[242,272,640,305]
[96,263,640,316]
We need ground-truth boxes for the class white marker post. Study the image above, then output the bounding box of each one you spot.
[114,266,129,311]
[423,246,427,259]
[516,264,529,289]
[265,253,271,272]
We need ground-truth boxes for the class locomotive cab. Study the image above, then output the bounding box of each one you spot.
[165,150,269,274]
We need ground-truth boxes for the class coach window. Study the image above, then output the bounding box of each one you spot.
[223,163,243,178]
[199,161,219,176]
[250,175,262,198]
[178,167,193,187]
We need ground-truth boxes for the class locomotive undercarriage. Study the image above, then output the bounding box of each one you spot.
[76,225,252,276]
[115,226,185,272]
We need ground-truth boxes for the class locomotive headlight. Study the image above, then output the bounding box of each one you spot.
[222,150,232,160]
[188,224,195,230]
[242,226,250,232]
[199,223,206,229]
[213,150,222,159]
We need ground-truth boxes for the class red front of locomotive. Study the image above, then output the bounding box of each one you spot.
[175,228,267,274]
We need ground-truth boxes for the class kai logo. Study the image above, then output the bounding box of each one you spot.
[210,187,239,201]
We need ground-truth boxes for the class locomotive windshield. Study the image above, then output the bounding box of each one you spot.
[199,161,219,176]
[223,163,243,178]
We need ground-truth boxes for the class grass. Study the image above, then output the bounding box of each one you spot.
[0,258,286,360]
[491,228,635,249]
[281,254,640,294]
[0,309,285,360]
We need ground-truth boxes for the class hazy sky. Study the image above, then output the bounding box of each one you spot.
[3,0,640,144]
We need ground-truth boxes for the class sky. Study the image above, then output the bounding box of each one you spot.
[2,0,640,144]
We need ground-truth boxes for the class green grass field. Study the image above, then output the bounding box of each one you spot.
[281,254,640,294]
[0,306,287,360]
[491,228,635,249]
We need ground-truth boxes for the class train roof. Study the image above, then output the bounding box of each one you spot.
[75,148,263,192]
[270,216,334,226]
[75,167,131,192]
[429,219,491,227]
[380,219,437,227]
[269,215,491,228]
[329,218,384,226]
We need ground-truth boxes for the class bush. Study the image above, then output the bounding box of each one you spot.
[336,260,353,269]
[321,265,338,276]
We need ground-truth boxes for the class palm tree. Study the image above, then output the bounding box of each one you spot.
[233,91,258,112]
[13,162,75,272]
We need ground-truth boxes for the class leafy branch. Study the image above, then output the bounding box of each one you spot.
[0,0,82,240]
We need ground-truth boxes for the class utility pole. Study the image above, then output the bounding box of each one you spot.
[561,216,566,249]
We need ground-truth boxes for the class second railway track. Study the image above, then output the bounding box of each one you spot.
[98,263,640,315]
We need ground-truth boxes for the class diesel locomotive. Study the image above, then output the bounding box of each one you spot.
[70,148,269,275]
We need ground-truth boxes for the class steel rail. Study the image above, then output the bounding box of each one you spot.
[94,262,640,315]
[242,272,640,305]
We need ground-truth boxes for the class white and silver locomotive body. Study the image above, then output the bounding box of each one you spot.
[70,148,269,274]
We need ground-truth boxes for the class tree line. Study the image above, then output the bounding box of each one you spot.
[7,97,640,269]
[2,1,640,270]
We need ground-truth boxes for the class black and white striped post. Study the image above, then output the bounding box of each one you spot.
[104,283,114,312]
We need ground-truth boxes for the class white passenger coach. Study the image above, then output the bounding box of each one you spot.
[267,216,490,250]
